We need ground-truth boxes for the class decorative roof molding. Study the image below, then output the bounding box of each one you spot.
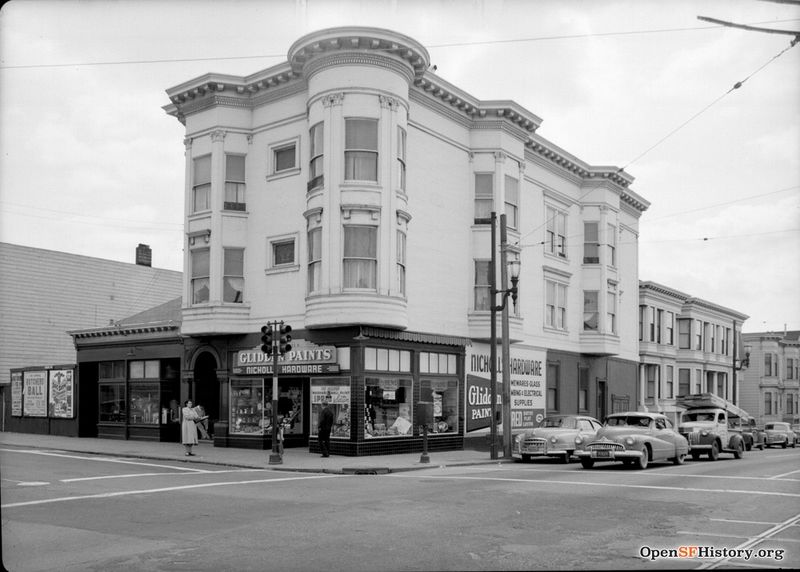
[70,321,180,340]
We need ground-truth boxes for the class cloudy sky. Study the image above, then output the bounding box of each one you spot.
[1,0,798,333]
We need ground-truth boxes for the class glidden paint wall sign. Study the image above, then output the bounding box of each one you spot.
[233,340,340,375]
[466,343,546,432]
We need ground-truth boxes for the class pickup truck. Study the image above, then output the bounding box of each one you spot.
[677,393,748,461]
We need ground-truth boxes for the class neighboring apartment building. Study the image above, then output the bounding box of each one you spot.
[153,26,649,456]
[638,281,749,425]
[0,242,182,434]
[739,330,800,426]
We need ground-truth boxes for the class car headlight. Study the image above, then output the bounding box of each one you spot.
[514,434,522,444]
[574,435,583,445]
[625,437,635,446]
[550,436,558,444]
[700,430,709,437]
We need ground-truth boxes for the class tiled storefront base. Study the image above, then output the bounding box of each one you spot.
[308,435,463,457]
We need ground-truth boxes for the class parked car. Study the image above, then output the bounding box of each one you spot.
[763,422,797,448]
[676,393,747,461]
[792,424,800,446]
[513,415,602,463]
[575,412,689,470]
[728,414,764,451]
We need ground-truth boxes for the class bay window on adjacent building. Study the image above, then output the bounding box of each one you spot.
[307,228,322,293]
[504,175,519,230]
[224,154,246,210]
[343,226,377,289]
[665,366,674,399]
[583,290,599,331]
[474,260,491,311]
[678,368,690,396]
[765,353,774,376]
[345,118,378,181]
[695,320,703,350]
[678,319,691,348]
[474,173,493,224]
[397,231,406,296]
[765,391,773,415]
[308,122,324,190]
[191,248,210,304]
[192,155,211,213]
[583,222,599,264]
[545,279,567,330]
[223,248,244,303]
[546,205,566,258]
[646,365,659,399]
[666,312,674,345]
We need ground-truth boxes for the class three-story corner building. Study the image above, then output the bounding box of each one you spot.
[162,26,649,455]
[739,330,800,426]
[638,281,749,425]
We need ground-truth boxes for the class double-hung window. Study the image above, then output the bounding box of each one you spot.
[474,260,491,311]
[607,224,616,266]
[474,174,493,224]
[397,231,406,296]
[225,155,246,211]
[546,206,566,258]
[345,119,378,181]
[223,248,244,303]
[583,222,599,264]
[583,290,599,331]
[191,249,210,304]
[343,226,377,289]
[504,176,519,230]
[397,127,406,192]
[607,291,617,334]
[545,280,567,330]
[307,228,322,293]
[308,122,324,190]
[678,319,690,348]
[192,156,211,213]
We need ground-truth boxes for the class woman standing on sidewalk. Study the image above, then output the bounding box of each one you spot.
[181,400,200,456]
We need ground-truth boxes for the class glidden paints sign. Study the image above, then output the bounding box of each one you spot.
[234,340,340,375]
[466,343,546,432]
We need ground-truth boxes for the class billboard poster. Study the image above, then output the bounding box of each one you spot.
[466,343,546,432]
[48,368,75,418]
[11,371,23,416]
[23,370,48,417]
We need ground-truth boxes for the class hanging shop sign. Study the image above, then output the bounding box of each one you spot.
[466,343,546,432]
[233,339,340,375]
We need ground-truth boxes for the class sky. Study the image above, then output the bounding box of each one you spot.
[1,0,798,334]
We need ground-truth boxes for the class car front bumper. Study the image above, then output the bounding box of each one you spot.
[575,449,644,461]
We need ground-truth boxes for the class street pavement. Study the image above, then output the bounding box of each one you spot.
[0,431,514,474]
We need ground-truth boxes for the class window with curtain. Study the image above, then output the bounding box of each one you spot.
[343,226,377,289]
[504,175,519,230]
[307,228,322,293]
[397,127,406,192]
[345,119,378,181]
[193,155,211,213]
[546,206,566,258]
[191,248,210,304]
[309,122,324,190]
[583,290,599,331]
[223,248,244,303]
[545,279,566,330]
[225,155,245,210]
[583,222,599,264]
[397,231,406,296]
[474,174,493,224]
[474,260,491,311]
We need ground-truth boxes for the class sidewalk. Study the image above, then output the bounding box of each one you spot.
[0,432,514,474]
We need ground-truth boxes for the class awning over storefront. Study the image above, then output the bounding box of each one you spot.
[359,327,472,347]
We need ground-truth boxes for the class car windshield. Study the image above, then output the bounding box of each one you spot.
[606,416,651,428]
[682,412,716,422]
[765,423,786,430]
[539,417,577,429]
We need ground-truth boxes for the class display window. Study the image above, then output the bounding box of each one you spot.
[99,383,126,423]
[364,376,413,437]
[311,377,350,438]
[421,378,458,434]
[230,379,265,435]
[129,382,160,424]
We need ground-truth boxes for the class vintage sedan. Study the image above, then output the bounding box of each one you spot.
[513,415,602,463]
[575,412,689,470]
[764,422,797,448]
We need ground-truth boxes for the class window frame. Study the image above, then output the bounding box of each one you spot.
[307,227,322,294]
[545,205,567,258]
[474,173,493,224]
[607,223,617,267]
[504,175,519,230]
[474,259,491,311]
[342,225,378,290]
[223,247,244,304]
[583,222,600,264]
[224,154,246,211]
[191,248,210,305]
[266,232,300,275]
[397,230,406,296]
[545,279,567,331]
[397,126,407,192]
[344,118,378,182]
[308,123,324,191]
[583,290,599,331]
[192,155,211,213]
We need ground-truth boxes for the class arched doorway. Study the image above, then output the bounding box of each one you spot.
[193,352,219,439]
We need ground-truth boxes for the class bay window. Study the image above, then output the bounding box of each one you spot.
[545,279,566,330]
[583,290,599,331]
[345,118,378,181]
[583,222,599,264]
[474,174,493,224]
[546,206,566,258]
[192,155,211,212]
[343,226,377,289]
[191,248,210,304]
[474,260,491,311]
[397,230,406,296]
[223,248,244,303]
[504,175,519,230]
[308,122,324,190]
[307,228,322,293]
[224,154,245,210]
[397,127,406,191]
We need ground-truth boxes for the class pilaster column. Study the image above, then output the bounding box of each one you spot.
[323,93,344,294]
[209,129,226,303]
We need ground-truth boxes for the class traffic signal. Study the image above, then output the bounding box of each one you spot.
[279,324,292,355]
[260,325,273,355]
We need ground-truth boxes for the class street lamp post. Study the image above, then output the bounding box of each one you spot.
[490,212,521,460]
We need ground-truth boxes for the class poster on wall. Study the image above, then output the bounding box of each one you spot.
[23,370,48,417]
[48,369,75,418]
[466,344,546,432]
[11,371,23,416]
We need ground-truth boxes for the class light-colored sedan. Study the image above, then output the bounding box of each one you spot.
[764,422,797,448]
[513,415,602,463]
[575,412,689,470]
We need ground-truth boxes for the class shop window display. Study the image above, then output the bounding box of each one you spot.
[421,378,458,434]
[230,379,304,436]
[129,382,160,424]
[364,377,413,437]
[99,383,126,423]
[311,377,350,438]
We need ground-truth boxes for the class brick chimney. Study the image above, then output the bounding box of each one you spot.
[135,243,152,267]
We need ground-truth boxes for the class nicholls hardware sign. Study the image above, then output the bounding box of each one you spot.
[234,339,340,375]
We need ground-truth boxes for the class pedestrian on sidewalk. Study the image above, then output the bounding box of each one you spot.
[318,399,334,457]
[181,399,200,456]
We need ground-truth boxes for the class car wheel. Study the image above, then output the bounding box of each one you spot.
[733,441,744,459]
[672,453,686,465]
[691,451,702,461]
[792,441,796,449]
[782,440,787,449]
[521,454,531,462]
[561,452,570,464]
[580,458,594,469]
[635,447,649,470]
[708,441,720,461]
[745,441,752,452]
